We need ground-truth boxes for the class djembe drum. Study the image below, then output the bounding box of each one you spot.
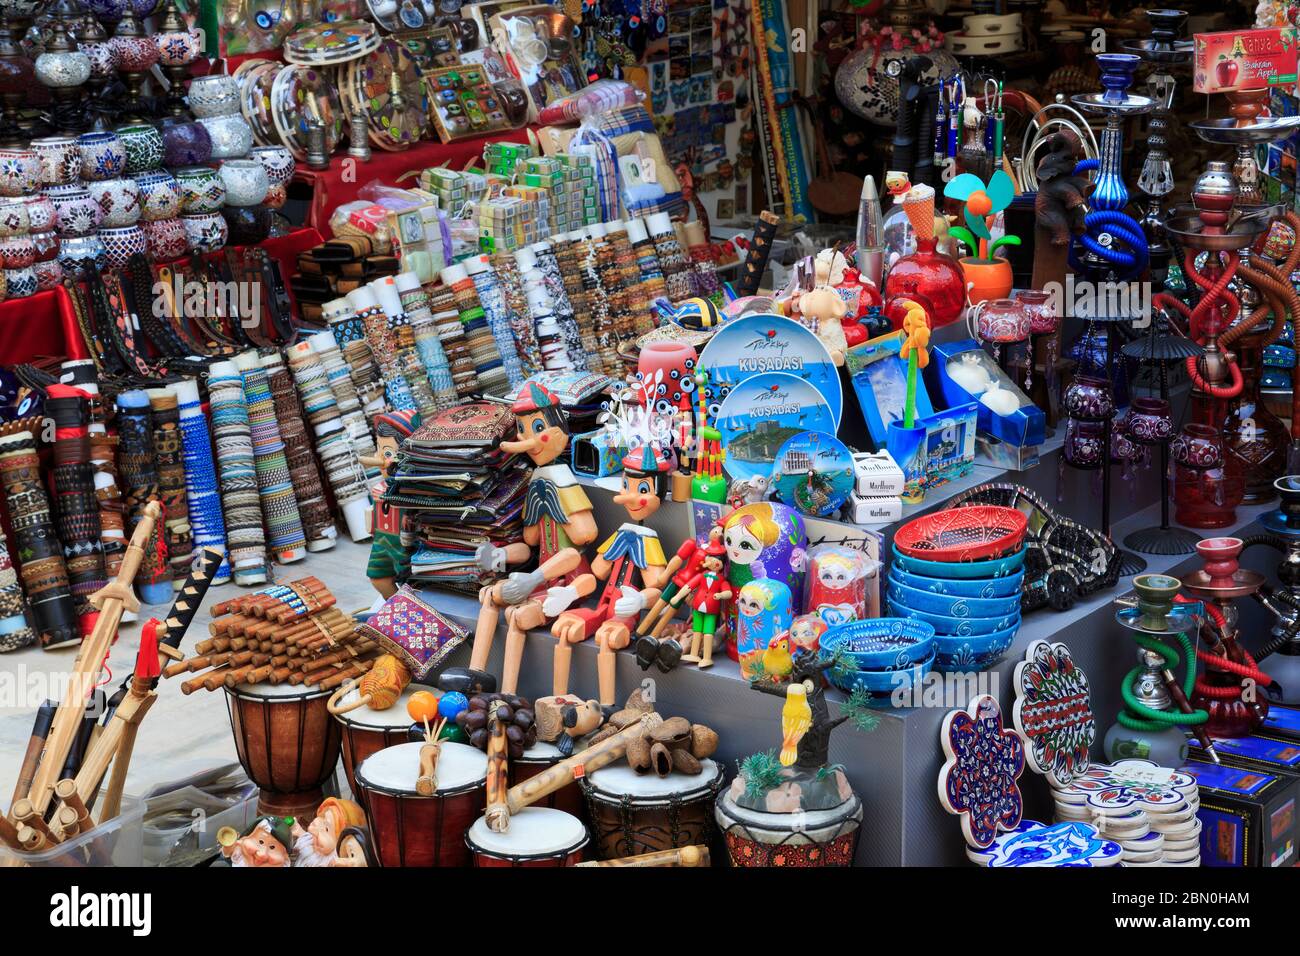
[513,740,585,820]
[355,741,487,867]
[581,760,723,860]
[225,681,342,820]
[714,791,863,867]
[330,682,423,799]
[465,807,588,867]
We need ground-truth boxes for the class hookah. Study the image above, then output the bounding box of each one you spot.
[1108,574,1215,766]
[1121,9,1192,285]
[1065,53,1153,577]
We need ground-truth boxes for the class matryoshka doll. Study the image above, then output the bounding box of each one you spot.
[734,578,794,680]
[721,501,807,656]
[804,545,871,627]
[788,614,828,656]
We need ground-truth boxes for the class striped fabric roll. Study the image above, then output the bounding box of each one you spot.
[173,378,230,583]
[116,390,174,606]
[551,234,601,365]
[207,360,268,586]
[233,350,307,565]
[0,517,36,652]
[373,276,439,416]
[427,284,479,398]
[326,302,388,421]
[147,388,194,585]
[648,212,695,302]
[44,385,106,625]
[262,350,337,552]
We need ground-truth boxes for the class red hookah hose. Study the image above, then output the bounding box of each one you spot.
[1174,594,1273,696]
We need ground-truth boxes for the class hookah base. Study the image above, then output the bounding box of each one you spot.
[1124,524,1201,556]
[1196,696,1269,739]
[1116,548,1148,577]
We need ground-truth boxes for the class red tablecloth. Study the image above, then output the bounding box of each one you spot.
[0,227,324,368]
[294,128,536,232]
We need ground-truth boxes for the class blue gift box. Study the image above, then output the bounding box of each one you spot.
[926,338,1046,448]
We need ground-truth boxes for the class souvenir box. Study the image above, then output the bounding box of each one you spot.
[1182,758,1299,867]
[927,339,1046,449]
[852,450,904,497]
[570,428,625,479]
[199,0,360,57]
[848,493,902,524]
[1260,703,1300,742]
[1188,732,1300,775]
[1192,26,1298,94]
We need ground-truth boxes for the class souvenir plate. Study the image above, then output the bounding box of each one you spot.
[343,37,429,150]
[1011,639,1095,788]
[271,64,345,161]
[697,313,842,426]
[938,694,1025,849]
[770,430,855,517]
[714,372,836,481]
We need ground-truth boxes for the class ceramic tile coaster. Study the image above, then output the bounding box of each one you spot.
[1012,640,1096,788]
[939,694,1026,849]
[965,820,1038,864]
[1119,830,1165,854]
[978,821,1123,867]
[1058,759,1196,816]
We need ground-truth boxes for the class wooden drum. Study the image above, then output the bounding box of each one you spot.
[513,741,585,819]
[332,684,422,799]
[355,741,486,867]
[581,760,723,860]
[225,681,342,820]
[466,807,588,867]
[715,791,863,867]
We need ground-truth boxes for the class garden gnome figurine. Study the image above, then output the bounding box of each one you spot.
[222,816,294,868]
[291,797,366,867]
[360,410,422,599]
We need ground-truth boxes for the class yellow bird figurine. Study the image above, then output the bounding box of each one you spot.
[779,682,812,767]
[762,635,794,681]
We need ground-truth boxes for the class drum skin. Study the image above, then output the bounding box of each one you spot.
[225,686,342,819]
[465,806,588,867]
[581,762,724,860]
[339,721,410,801]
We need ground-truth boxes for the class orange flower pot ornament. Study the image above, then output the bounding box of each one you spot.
[944,170,1021,308]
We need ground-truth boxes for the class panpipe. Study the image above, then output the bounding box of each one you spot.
[397,272,458,408]
[207,360,269,586]
[345,287,418,413]
[261,351,336,552]
[0,431,80,649]
[306,326,377,463]
[44,385,106,628]
[168,579,378,693]
[233,350,307,565]
[115,390,173,605]
[287,338,372,542]
[146,388,194,585]
[173,379,230,584]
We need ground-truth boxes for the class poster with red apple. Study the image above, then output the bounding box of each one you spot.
[1194,27,1298,94]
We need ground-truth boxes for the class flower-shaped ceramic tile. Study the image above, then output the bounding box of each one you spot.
[1058,759,1196,817]
[938,694,1025,848]
[1012,639,1095,788]
[978,821,1123,868]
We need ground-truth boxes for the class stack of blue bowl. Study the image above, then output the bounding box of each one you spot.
[886,544,1025,672]
[820,618,936,701]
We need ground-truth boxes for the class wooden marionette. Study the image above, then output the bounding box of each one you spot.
[678,538,732,669]
[445,381,598,696]
[545,444,672,707]
[360,410,421,599]
[634,522,724,673]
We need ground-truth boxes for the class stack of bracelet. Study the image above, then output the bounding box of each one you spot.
[0,519,36,652]
[593,224,638,345]
[58,361,130,593]
[115,390,174,605]
[466,255,527,391]
[324,298,387,423]
[234,350,307,565]
[684,220,724,307]
[578,232,619,374]
[208,360,268,586]
[647,211,695,301]
[173,378,230,584]
[442,262,508,395]
[397,273,458,408]
[522,242,586,369]
[610,221,658,335]
[262,350,337,552]
[146,388,193,586]
[428,284,479,398]
[0,432,80,648]
[44,385,106,628]
[372,276,438,415]
[306,329,376,465]
[491,252,544,376]
[552,233,598,362]
[626,217,668,308]
[288,338,372,542]
[344,287,419,413]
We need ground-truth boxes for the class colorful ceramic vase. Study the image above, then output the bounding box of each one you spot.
[45,184,99,237]
[98,224,146,268]
[87,177,141,227]
[115,124,165,174]
[140,216,186,261]
[134,170,181,221]
[77,132,126,182]
[181,211,227,253]
[29,137,80,186]
[0,148,40,198]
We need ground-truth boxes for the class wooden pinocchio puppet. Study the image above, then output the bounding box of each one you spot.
[545,444,672,707]
[361,410,421,599]
[634,522,724,673]
[680,538,732,669]
[448,381,597,695]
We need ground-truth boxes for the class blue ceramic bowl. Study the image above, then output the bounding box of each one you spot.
[889,565,1025,599]
[821,617,935,671]
[933,624,1019,672]
[829,651,935,697]
[890,544,1026,580]
[888,601,1019,636]
[887,578,1023,618]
